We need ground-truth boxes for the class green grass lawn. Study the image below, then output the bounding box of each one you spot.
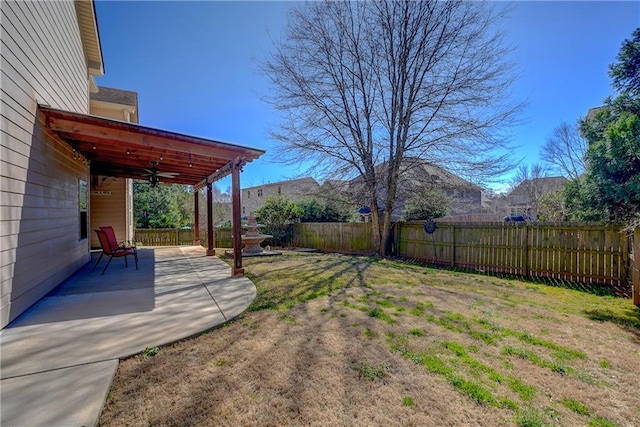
[100,250,640,427]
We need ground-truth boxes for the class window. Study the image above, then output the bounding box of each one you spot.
[79,179,88,240]
[242,206,246,215]
[247,190,251,198]
[277,186,281,194]
[258,189,263,197]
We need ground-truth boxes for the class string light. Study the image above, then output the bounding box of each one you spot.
[126,148,130,155]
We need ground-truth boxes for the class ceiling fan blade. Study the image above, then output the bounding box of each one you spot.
[157,172,179,178]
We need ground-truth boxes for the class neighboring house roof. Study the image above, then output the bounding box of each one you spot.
[508,176,569,197]
[90,86,138,106]
[586,106,605,120]
[243,177,319,191]
[347,157,482,192]
[323,179,347,188]
[397,157,483,191]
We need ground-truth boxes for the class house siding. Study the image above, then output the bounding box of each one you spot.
[241,178,321,216]
[0,0,91,328]
[89,178,129,249]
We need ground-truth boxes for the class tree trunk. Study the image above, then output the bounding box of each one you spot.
[380,209,393,255]
[370,197,382,252]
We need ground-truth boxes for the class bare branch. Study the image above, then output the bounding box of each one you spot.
[540,122,587,180]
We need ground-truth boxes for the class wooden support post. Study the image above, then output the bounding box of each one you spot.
[633,227,639,307]
[206,181,215,256]
[231,161,244,276]
[193,190,200,245]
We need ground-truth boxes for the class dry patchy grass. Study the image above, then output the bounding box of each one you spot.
[99,251,640,427]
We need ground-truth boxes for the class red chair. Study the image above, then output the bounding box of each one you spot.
[93,229,138,275]
[100,226,138,265]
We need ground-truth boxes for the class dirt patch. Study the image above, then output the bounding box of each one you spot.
[100,252,640,426]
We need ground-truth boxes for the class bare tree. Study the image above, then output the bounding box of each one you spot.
[510,164,547,192]
[264,1,522,254]
[540,121,587,180]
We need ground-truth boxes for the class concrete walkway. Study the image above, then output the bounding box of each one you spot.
[0,246,256,426]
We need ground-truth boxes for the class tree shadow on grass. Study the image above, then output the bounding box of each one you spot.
[246,256,372,312]
[583,306,640,338]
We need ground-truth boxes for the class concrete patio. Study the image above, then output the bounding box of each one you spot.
[0,245,256,426]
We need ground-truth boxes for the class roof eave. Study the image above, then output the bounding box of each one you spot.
[76,0,104,77]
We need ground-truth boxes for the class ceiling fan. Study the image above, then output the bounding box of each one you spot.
[143,161,179,186]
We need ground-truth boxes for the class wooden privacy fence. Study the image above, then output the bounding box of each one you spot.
[135,228,233,248]
[397,222,629,291]
[199,228,233,248]
[293,222,635,296]
[292,222,375,254]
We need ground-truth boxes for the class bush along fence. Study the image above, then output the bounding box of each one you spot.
[134,228,233,248]
[293,222,639,302]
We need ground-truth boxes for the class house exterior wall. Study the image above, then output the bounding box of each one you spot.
[0,0,92,328]
[88,178,129,249]
[241,178,321,217]
[444,188,484,216]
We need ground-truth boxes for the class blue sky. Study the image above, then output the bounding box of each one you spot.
[94,1,639,191]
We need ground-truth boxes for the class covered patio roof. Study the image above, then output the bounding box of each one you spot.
[39,105,265,189]
[38,105,263,276]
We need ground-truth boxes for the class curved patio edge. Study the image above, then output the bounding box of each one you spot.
[0,246,257,427]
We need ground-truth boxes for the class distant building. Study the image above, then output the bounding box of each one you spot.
[506,176,569,219]
[241,177,321,217]
[244,159,486,222]
[347,157,485,221]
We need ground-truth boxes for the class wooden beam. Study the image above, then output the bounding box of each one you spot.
[193,190,200,246]
[196,158,250,190]
[206,181,215,256]
[231,159,244,276]
[48,117,256,160]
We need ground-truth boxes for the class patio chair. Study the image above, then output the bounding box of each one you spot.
[100,226,138,265]
[92,229,138,275]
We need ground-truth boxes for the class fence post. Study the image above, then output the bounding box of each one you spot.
[633,226,639,306]
[393,222,399,256]
[524,225,530,277]
[450,224,456,267]
[621,229,629,291]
